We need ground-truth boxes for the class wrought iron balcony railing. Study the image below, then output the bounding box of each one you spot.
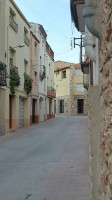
[24,35,30,46]
[47,86,56,98]
[9,16,18,32]
[0,62,7,86]
[47,86,56,93]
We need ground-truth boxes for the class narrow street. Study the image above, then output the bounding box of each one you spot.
[0,116,89,200]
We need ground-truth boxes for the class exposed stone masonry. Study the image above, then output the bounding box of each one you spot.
[56,67,88,116]
[99,1,112,199]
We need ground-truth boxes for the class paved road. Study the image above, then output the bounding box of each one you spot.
[0,116,89,200]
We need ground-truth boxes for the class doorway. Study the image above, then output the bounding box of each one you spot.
[77,99,84,114]
[49,99,52,118]
[19,97,24,128]
[32,99,35,124]
[9,95,12,129]
[60,100,64,113]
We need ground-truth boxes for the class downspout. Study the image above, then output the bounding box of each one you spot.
[83,26,96,63]
[83,5,99,38]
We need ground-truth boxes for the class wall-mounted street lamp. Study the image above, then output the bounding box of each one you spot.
[5,44,25,57]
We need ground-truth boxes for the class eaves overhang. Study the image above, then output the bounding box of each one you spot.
[70,0,85,32]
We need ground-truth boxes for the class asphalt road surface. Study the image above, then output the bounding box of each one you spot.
[0,116,90,200]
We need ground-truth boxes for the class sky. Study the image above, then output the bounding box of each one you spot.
[14,0,81,64]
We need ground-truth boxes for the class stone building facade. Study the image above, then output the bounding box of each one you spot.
[54,61,88,116]
[70,0,112,199]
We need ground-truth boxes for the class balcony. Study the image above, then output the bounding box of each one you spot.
[0,62,7,86]
[40,65,46,80]
[47,86,56,98]
[9,16,18,32]
[24,35,30,46]
[10,63,18,73]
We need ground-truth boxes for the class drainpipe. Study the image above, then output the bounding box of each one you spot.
[83,5,99,38]
[83,27,96,63]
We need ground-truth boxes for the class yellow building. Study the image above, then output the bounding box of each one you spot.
[54,61,88,115]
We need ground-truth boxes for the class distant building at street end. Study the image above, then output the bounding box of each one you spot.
[54,61,88,116]
[45,42,55,120]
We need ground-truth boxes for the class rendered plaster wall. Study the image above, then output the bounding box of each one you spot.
[88,86,102,200]
[85,0,102,39]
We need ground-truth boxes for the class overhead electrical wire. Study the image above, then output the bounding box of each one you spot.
[55,48,73,56]
[55,44,71,53]
[15,0,71,40]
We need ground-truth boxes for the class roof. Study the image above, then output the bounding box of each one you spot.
[70,0,85,32]
[54,61,81,72]
[10,0,31,28]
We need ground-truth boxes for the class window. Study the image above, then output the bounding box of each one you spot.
[24,27,30,46]
[34,71,37,85]
[77,99,84,114]
[62,70,66,79]
[10,48,15,65]
[9,8,18,32]
[56,85,58,92]
[75,69,83,76]
[60,100,64,113]
[51,80,52,87]
[76,83,84,93]
[49,63,50,73]
[24,60,28,74]
[10,8,16,20]
[47,77,49,86]
[34,42,37,55]
[9,48,17,71]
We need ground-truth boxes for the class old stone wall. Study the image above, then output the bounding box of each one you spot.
[56,94,88,116]
[88,1,112,199]
[99,1,112,199]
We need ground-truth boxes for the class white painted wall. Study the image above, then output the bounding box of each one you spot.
[30,23,47,122]
[45,48,55,115]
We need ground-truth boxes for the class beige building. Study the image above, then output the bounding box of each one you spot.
[45,42,55,120]
[54,61,88,116]
[71,0,112,199]
[0,0,31,135]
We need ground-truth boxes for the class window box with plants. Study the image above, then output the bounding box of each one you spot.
[24,73,32,95]
[10,68,20,95]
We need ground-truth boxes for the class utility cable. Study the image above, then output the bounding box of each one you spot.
[55,48,73,56]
